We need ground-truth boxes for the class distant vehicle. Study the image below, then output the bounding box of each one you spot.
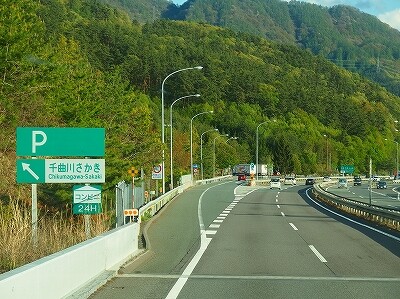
[284,176,296,185]
[323,176,331,182]
[305,178,315,185]
[270,177,281,189]
[338,178,348,188]
[237,174,246,181]
[257,164,269,176]
[232,164,250,176]
[353,176,362,186]
[377,181,387,189]
[372,176,380,182]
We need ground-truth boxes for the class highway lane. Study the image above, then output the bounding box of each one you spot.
[90,181,400,299]
[326,181,400,210]
[89,180,239,298]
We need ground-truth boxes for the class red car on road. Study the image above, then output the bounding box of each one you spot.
[237,174,246,181]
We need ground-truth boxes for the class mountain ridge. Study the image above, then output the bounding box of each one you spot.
[103,0,400,95]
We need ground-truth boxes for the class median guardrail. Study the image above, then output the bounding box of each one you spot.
[312,182,400,232]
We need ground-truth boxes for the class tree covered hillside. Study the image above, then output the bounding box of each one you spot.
[180,0,400,96]
[2,0,400,208]
[104,0,400,96]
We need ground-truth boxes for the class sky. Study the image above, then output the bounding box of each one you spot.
[171,0,400,31]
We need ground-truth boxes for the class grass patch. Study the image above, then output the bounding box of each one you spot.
[0,197,112,274]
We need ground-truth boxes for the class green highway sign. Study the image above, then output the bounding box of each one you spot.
[73,203,102,215]
[340,164,355,174]
[16,127,105,157]
[73,185,102,215]
[16,159,105,183]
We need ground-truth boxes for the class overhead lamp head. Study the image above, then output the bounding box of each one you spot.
[195,66,203,70]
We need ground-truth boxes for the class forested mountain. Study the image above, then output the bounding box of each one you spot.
[99,0,172,23]
[104,0,400,96]
[2,0,400,207]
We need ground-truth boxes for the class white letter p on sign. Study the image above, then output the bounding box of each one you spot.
[32,131,47,154]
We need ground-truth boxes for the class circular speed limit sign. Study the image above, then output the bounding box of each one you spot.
[152,164,162,179]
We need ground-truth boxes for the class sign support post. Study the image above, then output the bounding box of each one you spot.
[84,214,91,239]
[32,182,38,246]
[31,156,38,246]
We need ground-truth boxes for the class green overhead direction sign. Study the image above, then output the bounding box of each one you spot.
[73,185,102,215]
[16,127,105,156]
[16,159,105,183]
[340,164,354,174]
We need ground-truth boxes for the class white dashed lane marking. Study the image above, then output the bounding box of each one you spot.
[209,224,220,229]
[205,230,217,235]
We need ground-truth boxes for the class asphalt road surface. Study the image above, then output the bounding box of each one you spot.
[326,181,400,210]
[90,180,400,299]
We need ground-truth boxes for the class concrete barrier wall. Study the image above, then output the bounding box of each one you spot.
[0,222,139,299]
[0,175,232,299]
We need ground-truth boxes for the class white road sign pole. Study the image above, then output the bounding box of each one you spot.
[32,156,38,246]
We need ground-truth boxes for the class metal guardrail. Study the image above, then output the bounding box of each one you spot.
[138,175,232,221]
[312,182,400,232]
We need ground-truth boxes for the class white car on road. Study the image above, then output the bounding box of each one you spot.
[284,176,296,185]
[270,177,282,189]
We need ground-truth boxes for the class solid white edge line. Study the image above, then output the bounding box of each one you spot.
[309,245,327,263]
[166,235,211,299]
[121,273,400,282]
[166,181,232,299]
[305,188,400,242]
[167,182,260,299]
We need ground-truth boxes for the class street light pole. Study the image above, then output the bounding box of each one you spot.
[161,66,203,194]
[201,128,218,180]
[256,121,269,181]
[191,111,213,183]
[170,94,200,189]
[213,134,229,177]
[324,134,328,172]
[225,136,238,143]
[396,141,399,178]
[385,138,399,178]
